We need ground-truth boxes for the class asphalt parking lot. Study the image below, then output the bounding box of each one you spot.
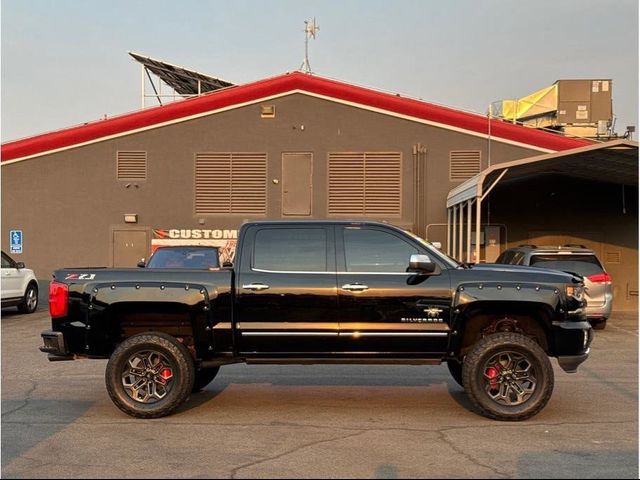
[1,307,638,478]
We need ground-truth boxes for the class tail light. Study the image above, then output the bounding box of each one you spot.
[49,281,69,318]
[587,272,612,285]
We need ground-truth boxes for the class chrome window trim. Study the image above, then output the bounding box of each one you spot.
[251,267,417,276]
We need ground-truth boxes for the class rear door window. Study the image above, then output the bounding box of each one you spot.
[253,228,328,272]
[495,251,515,264]
[529,254,604,276]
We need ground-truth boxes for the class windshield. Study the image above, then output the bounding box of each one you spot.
[529,254,603,277]
[147,247,220,270]
[404,230,460,268]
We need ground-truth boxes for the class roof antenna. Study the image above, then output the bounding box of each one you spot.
[299,18,319,74]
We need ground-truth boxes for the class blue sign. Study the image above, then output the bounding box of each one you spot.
[10,230,23,254]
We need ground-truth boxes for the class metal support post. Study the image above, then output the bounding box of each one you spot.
[452,205,457,259]
[475,198,482,263]
[467,199,473,263]
[458,202,464,262]
[446,208,451,255]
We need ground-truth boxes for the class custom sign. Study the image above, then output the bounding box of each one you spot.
[152,229,239,264]
[10,230,23,254]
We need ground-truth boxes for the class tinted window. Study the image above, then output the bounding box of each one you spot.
[495,251,515,264]
[254,228,327,272]
[529,254,604,276]
[343,228,417,272]
[147,247,220,269]
[1,252,14,268]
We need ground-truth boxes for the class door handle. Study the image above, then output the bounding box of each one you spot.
[341,283,369,292]
[242,283,270,291]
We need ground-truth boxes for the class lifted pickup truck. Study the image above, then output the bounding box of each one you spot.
[41,221,592,420]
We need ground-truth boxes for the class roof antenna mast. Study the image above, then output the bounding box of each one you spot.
[299,18,319,74]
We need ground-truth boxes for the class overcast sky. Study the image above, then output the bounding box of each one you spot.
[2,0,638,142]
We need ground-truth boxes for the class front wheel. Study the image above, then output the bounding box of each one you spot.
[18,283,38,314]
[105,332,195,418]
[462,333,554,421]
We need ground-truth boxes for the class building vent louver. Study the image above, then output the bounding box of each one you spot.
[195,152,267,215]
[117,151,147,180]
[449,150,481,181]
[328,152,401,216]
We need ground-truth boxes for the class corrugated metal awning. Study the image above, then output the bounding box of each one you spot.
[447,139,638,208]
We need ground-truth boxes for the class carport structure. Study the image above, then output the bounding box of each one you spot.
[446,139,638,263]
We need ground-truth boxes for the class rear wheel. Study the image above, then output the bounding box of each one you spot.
[106,332,195,418]
[462,332,554,421]
[18,283,38,314]
[446,360,464,387]
[192,367,220,392]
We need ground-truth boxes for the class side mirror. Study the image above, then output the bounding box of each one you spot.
[431,241,442,250]
[137,260,146,268]
[409,254,436,274]
[15,262,25,269]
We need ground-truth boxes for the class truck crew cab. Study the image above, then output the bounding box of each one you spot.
[41,221,592,421]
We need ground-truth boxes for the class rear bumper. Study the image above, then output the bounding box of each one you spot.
[40,330,71,359]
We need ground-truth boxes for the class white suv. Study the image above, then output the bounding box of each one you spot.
[1,251,39,313]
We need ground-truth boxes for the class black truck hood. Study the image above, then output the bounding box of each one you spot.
[469,263,582,283]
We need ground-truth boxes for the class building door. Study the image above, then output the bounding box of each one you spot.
[113,230,149,267]
[282,153,312,216]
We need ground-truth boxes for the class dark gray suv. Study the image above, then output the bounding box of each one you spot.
[495,245,612,329]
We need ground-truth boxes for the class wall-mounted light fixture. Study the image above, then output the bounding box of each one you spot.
[124,214,138,224]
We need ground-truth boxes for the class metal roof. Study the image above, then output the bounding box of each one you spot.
[447,139,638,207]
[128,52,235,95]
[2,71,590,163]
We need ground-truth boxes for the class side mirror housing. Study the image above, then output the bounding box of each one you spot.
[431,241,442,250]
[15,262,25,269]
[137,260,146,268]
[409,254,437,274]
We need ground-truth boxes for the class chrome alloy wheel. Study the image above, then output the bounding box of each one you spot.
[26,287,37,311]
[483,351,537,406]
[121,350,175,404]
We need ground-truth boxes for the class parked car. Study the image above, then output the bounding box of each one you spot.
[495,245,612,329]
[139,246,221,270]
[40,221,592,421]
[1,251,39,313]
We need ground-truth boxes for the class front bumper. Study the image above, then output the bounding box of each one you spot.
[557,349,590,373]
[40,330,74,361]
[552,320,593,373]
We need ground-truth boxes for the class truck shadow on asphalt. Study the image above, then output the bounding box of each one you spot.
[176,370,476,416]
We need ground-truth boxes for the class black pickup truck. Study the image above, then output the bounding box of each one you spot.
[41,221,592,420]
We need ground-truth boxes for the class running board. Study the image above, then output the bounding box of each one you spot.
[243,357,442,366]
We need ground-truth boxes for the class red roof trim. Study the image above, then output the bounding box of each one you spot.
[1,71,589,162]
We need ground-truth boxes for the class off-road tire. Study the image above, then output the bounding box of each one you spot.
[446,360,464,387]
[462,332,554,421]
[193,367,220,392]
[106,332,195,418]
[18,282,38,314]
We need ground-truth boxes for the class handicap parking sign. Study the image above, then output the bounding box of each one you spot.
[10,230,23,254]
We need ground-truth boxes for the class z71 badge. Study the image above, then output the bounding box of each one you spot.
[65,273,96,280]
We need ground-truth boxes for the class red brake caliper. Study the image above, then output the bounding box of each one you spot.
[486,364,501,391]
[158,367,173,385]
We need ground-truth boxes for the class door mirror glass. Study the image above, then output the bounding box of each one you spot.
[409,254,436,273]
[15,262,25,269]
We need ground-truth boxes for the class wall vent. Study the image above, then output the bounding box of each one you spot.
[117,151,147,180]
[328,152,401,216]
[449,150,481,181]
[605,251,621,264]
[195,153,267,215]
